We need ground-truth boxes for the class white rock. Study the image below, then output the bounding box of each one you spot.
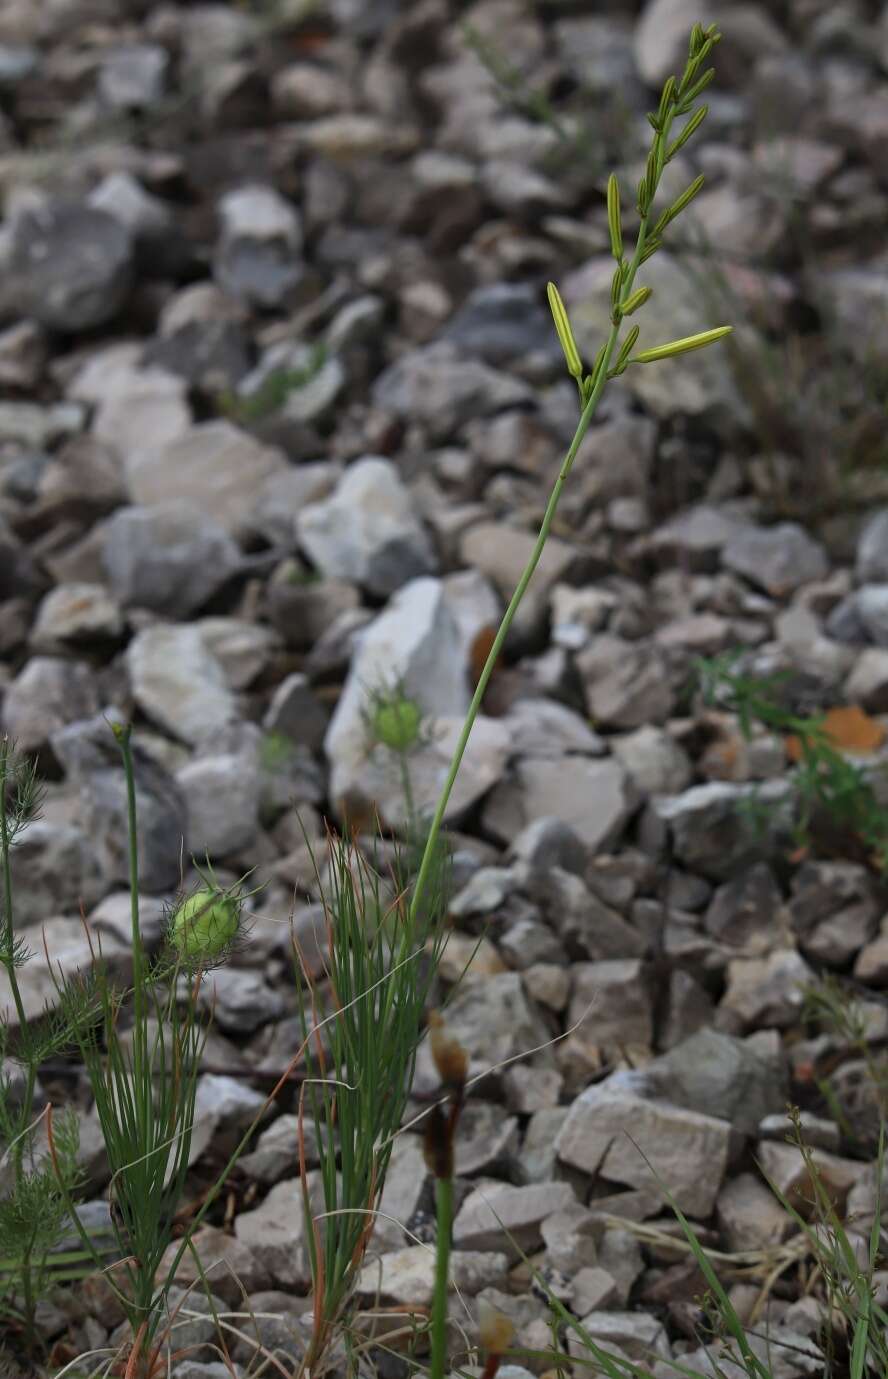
[482,756,637,852]
[297,457,436,597]
[126,421,286,539]
[557,1081,731,1216]
[127,622,238,746]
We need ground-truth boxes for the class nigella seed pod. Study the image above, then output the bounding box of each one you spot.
[171,887,241,962]
[372,693,422,752]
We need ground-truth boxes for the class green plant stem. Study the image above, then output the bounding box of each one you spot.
[430,1175,454,1379]
[408,188,663,926]
[0,741,28,1036]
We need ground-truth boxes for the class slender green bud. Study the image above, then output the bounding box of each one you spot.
[610,265,624,323]
[646,111,661,134]
[547,282,583,380]
[655,174,706,233]
[689,21,705,54]
[639,234,663,264]
[630,325,732,364]
[584,343,608,399]
[606,173,622,261]
[657,75,676,124]
[677,67,716,111]
[611,325,640,375]
[621,286,652,316]
[666,105,708,160]
[171,887,241,961]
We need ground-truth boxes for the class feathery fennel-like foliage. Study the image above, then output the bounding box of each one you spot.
[0,740,89,1361]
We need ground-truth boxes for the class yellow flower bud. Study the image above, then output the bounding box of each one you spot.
[546,282,583,380]
[630,325,732,364]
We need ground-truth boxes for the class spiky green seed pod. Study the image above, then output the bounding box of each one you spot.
[547,282,583,380]
[630,325,732,364]
[606,173,622,261]
[373,694,423,751]
[171,888,240,961]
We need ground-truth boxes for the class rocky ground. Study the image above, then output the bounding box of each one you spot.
[2,0,888,1374]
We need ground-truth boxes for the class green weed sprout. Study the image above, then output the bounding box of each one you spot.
[0,739,89,1363]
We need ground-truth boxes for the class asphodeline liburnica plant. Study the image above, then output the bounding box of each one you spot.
[48,724,255,1379]
[410,21,730,920]
[406,23,732,1379]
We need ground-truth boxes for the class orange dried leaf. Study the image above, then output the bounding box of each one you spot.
[785,704,885,762]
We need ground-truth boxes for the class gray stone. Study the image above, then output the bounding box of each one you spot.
[453,1180,577,1258]
[508,817,588,879]
[413,971,552,1097]
[2,656,99,753]
[1,913,125,1029]
[214,184,304,308]
[189,1073,267,1169]
[717,1172,793,1251]
[644,1028,787,1134]
[30,583,123,649]
[197,618,280,691]
[9,202,133,332]
[720,949,815,1031]
[0,400,85,448]
[575,1311,670,1364]
[556,1079,731,1215]
[126,421,286,541]
[440,281,561,369]
[857,585,888,647]
[177,742,261,858]
[297,457,436,597]
[234,1174,323,1291]
[0,319,45,390]
[88,172,172,247]
[652,780,795,880]
[102,503,241,618]
[500,698,604,758]
[325,576,490,826]
[482,756,638,854]
[611,725,692,795]
[263,673,329,751]
[4,820,106,930]
[568,960,654,1054]
[70,344,191,459]
[577,636,676,729]
[98,43,168,110]
[721,523,828,597]
[50,714,187,893]
[542,869,647,962]
[703,862,783,950]
[845,647,888,711]
[372,342,532,443]
[460,520,574,639]
[195,970,285,1035]
[127,622,239,746]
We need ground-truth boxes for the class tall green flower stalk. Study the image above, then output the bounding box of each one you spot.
[0,739,86,1364]
[409,21,731,928]
[410,23,731,1379]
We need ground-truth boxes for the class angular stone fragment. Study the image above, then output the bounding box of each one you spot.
[556,1080,731,1215]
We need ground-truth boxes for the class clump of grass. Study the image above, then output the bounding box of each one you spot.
[695,651,888,870]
